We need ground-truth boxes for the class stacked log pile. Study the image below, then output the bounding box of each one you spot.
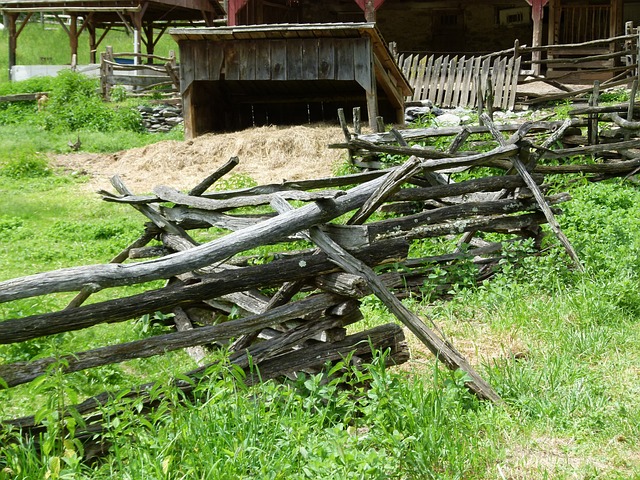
[2,103,640,451]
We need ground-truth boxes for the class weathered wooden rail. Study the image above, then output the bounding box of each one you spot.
[100,46,180,101]
[538,24,640,84]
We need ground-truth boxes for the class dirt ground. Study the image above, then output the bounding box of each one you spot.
[49,124,347,193]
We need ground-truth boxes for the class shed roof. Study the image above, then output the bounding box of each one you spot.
[170,22,411,96]
[0,0,225,24]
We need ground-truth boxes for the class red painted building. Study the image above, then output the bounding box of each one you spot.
[225,0,637,55]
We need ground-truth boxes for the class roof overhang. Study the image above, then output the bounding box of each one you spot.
[0,0,226,19]
[170,22,412,97]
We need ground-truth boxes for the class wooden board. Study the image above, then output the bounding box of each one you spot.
[399,52,521,110]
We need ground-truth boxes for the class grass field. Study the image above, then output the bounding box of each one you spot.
[1,27,640,478]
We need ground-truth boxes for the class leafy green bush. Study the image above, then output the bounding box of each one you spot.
[213,173,258,191]
[0,149,50,178]
[40,70,144,133]
[0,102,38,126]
[561,181,640,272]
[0,76,55,96]
[0,215,23,235]
[598,88,629,103]
[0,78,56,126]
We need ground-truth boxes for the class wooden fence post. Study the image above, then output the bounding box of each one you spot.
[588,80,600,145]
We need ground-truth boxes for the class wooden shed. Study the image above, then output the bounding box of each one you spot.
[0,0,226,72]
[170,23,412,137]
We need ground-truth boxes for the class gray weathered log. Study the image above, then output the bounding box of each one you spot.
[240,323,409,385]
[323,212,550,249]
[330,120,587,145]
[348,156,422,225]
[0,239,408,343]
[485,157,640,174]
[220,291,270,315]
[128,245,172,259]
[154,185,347,211]
[418,144,519,171]
[321,192,567,249]
[479,113,584,272]
[189,156,239,196]
[111,175,194,241]
[100,170,391,206]
[0,171,400,303]
[447,127,472,154]
[365,194,570,241]
[606,112,640,130]
[389,174,541,202]
[230,307,364,367]
[539,139,640,159]
[172,307,208,365]
[229,278,308,352]
[3,323,408,432]
[161,207,271,231]
[350,138,457,160]
[0,292,345,388]
[309,229,501,402]
[315,273,369,298]
[569,104,640,115]
[512,157,585,272]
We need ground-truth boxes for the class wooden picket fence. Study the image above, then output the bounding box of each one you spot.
[396,53,521,111]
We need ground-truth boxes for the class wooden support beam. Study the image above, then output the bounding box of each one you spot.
[70,14,79,62]
[526,0,549,76]
[7,13,32,78]
[87,17,97,64]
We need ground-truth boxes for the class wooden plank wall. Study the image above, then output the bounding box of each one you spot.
[397,53,521,111]
[179,37,372,88]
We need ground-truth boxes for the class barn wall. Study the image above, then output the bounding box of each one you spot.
[375,0,535,54]
[233,0,535,54]
[233,0,640,55]
[300,0,367,23]
[626,1,640,23]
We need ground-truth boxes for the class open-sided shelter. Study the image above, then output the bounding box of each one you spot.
[225,0,536,54]
[170,22,411,138]
[0,0,225,74]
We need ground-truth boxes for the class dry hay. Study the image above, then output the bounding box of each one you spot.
[51,124,347,193]
[498,434,617,479]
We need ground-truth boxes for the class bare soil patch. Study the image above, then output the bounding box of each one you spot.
[49,124,347,193]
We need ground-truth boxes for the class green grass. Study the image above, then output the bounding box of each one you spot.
[0,124,183,153]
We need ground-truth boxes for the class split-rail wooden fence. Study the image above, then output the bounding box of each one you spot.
[4,99,640,455]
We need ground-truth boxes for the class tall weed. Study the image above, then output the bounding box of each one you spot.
[40,71,143,133]
[0,149,50,178]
